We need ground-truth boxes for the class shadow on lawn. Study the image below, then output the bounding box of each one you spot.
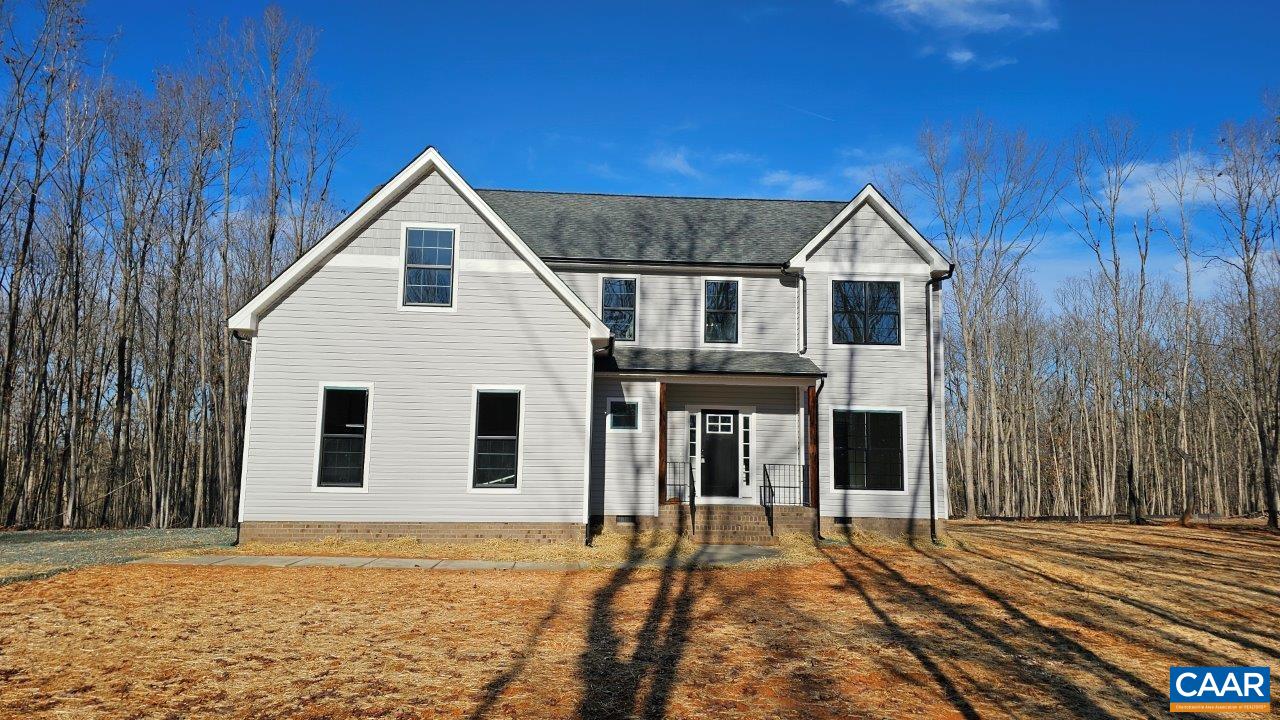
[576,508,704,720]
[820,527,1184,720]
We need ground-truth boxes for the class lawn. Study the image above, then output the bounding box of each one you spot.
[0,522,1276,719]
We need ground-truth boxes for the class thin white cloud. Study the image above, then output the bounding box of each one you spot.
[842,0,1055,69]
[713,151,764,165]
[645,147,702,179]
[944,47,1017,69]
[585,162,624,181]
[1110,152,1214,218]
[761,170,828,198]
[782,103,837,122]
[843,0,1058,34]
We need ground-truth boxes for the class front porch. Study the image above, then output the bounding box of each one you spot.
[592,347,825,543]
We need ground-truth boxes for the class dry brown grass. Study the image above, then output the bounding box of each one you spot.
[173,530,830,568]
[1,521,1277,719]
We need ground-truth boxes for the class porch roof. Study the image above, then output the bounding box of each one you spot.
[594,347,825,377]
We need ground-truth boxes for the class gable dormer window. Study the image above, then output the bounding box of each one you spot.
[401,225,456,308]
[601,276,637,341]
[703,278,739,344]
[832,280,900,346]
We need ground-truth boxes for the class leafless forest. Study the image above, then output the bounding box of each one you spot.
[0,1,1275,529]
[0,1,350,528]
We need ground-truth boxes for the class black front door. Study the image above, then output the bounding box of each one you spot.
[700,410,740,497]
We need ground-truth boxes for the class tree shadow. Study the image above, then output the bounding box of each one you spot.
[819,527,1200,720]
[466,574,571,720]
[576,510,705,720]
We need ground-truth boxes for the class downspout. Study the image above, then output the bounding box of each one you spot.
[924,263,955,544]
[782,262,806,354]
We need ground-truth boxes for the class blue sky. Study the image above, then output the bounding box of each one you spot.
[91,0,1278,292]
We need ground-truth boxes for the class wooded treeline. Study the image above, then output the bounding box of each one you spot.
[1,2,1275,531]
[0,0,350,528]
[907,114,1280,527]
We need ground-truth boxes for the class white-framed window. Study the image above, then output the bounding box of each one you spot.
[607,398,640,431]
[830,278,903,347]
[687,414,698,464]
[399,223,459,311]
[702,277,741,345]
[600,276,638,342]
[469,387,523,492]
[831,407,906,492]
[312,382,373,492]
[706,413,735,434]
[741,414,751,484]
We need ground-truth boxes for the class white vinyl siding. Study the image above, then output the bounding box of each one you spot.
[804,202,947,520]
[589,379,658,517]
[242,170,591,524]
[557,269,799,353]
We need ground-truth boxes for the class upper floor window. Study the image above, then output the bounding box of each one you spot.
[832,280,900,345]
[601,277,636,341]
[403,226,455,307]
[833,409,904,491]
[317,387,369,488]
[703,279,739,344]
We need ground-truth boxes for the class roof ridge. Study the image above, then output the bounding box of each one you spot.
[475,187,848,204]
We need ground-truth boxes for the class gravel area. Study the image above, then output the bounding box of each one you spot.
[0,527,235,584]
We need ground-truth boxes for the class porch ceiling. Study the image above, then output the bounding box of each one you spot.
[594,346,824,378]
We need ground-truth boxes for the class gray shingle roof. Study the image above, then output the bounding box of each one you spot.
[475,189,846,265]
[595,347,824,377]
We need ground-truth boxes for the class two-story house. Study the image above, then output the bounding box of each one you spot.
[228,147,951,545]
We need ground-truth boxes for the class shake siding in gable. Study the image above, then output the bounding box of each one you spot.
[556,269,799,353]
[242,171,592,524]
[803,202,947,521]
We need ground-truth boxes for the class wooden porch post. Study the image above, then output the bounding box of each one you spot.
[806,384,820,538]
[657,382,668,504]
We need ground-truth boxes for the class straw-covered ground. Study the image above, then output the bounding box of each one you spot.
[1,521,1276,719]
[170,529,855,567]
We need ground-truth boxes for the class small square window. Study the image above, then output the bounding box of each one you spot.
[706,414,734,434]
[608,399,639,431]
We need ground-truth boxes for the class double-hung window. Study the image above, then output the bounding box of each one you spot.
[317,387,370,488]
[403,226,455,307]
[832,280,900,345]
[601,277,636,341]
[703,279,739,344]
[833,410,904,491]
[472,389,521,490]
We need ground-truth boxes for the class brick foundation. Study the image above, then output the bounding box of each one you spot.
[597,509,944,543]
[239,521,587,544]
[819,515,946,540]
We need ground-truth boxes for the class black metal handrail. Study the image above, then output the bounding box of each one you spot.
[761,464,808,507]
[665,460,693,503]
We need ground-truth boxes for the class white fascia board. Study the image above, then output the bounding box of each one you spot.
[786,184,950,275]
[227,147,612,341]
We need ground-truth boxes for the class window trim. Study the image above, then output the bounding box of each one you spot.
[828,405,908,494]
[398,222,461,313]
[700,276,743,347]
[606,396,642,433]
[467,385,525,494]
[827,276,905,349]
[598,274,640,343]
[311,381,373,494]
